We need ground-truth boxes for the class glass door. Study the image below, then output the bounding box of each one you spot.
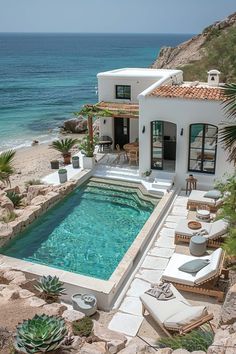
[151,121,163,169]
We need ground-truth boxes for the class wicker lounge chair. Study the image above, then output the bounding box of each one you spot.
[140,284,213,337]
[175,219,228,248]
[187,190,223,212]
[161,248,229,302]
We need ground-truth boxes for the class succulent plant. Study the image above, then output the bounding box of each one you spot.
[34,275,66,301]
[14,314,68,354]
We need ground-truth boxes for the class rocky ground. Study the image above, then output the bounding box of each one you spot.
[0,267,235,354]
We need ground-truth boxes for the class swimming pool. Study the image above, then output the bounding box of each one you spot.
[0,180,155,280]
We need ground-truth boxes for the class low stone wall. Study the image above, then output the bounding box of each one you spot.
[0,171,90,247]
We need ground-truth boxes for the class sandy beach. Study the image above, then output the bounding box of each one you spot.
[9,134,84,191]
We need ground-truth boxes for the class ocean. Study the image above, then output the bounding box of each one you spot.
[0,33,191,151]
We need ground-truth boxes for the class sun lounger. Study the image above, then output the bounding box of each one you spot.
[175,219,228,248]
[161,248,228,301]
[140,283,213,337]
[187,190,223,212]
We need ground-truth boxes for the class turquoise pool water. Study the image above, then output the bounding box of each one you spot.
[0,181,155,280]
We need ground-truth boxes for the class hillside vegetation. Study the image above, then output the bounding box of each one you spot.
[152,12,236,82]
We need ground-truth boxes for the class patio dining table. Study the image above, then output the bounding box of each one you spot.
[123,142,139,152]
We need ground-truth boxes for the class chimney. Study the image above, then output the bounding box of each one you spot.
[207,69,221,87]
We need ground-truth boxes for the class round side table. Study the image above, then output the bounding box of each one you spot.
[196,209,210,222]
[189,235,207,256]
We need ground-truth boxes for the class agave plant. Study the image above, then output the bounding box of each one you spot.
[6,191,24,208]
[14,314,68,354]
[34,275,66,301]
[50,138,78,164]
[0,150,15,185]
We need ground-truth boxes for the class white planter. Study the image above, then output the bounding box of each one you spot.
[83,156,95,169]
[58,171,68,183]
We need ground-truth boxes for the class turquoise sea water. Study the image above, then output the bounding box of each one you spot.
[0,181,155,280]
[0,33,192,151]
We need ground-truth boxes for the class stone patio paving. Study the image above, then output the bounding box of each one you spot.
[108,192,222,342]
[108,193,188,337]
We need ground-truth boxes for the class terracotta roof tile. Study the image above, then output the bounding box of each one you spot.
[149,85,225,101]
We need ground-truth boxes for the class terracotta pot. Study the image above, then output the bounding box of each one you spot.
[63,153,71,165]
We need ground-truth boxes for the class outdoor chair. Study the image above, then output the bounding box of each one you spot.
[161,248,229,302]
[128,149,139,165]
[114,144,127,164]
[140,283,213,337]
[187,190,223,212]
[175,219,228,248]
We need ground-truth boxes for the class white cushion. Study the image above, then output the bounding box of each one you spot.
[188,190,216,206]
[175,219,210,238]
[195,248,223,284]
[207,220,228,240]
[162,253,197,286]
[164,305,207,329]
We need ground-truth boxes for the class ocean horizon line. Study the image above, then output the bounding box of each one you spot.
[0,31,195,36]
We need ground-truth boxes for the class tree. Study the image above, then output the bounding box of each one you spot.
[75,104,113,155]
[0,150,16,186]
[219,83,236,163]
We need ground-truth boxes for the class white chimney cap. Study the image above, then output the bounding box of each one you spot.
[207,69,221,75]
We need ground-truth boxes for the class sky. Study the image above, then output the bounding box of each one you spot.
[0,0,235,34]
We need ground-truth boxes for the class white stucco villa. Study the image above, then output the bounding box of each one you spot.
[96,67,234,189]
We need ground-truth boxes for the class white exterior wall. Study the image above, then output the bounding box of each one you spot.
[139,96,234,189]
[98,76,163,103]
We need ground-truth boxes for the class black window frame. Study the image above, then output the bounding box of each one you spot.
[188,123,218,175]
[151,120,164,170]
[115,85,131,100]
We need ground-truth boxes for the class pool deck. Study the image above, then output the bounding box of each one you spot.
[108,192,221,339]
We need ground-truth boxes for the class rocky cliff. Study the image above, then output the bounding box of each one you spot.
[151,12,236,82]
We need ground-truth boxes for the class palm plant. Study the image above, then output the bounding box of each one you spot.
[75,104,113,154]
[14,314,68,353]
[6,191,24,208]
[0,150,15,185]
[220,83,236,163]
[50,138,78,164]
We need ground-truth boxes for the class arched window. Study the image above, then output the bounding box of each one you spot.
[188,124,218,174]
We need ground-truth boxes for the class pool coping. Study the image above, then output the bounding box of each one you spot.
[0,174,175,310]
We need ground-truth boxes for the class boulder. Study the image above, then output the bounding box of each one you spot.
[62,309,85,322]
[225,333,236,354]
[3,270,27,285]
[0,196,14,212]
[0,223,13,246]
[79,341,107,354]
[93,321,127,354]
[172,350,190,354]
[220,283,236,325]
[19,289,35,299]
[118,342,147,354]
[0,285,20,300]
[191,351,206,354]
[156,349,172,354]
[26,185,45,203]
[26,296,46,307]
[63,117,88,133]
[207,327,230,354]
[42,303,67,316]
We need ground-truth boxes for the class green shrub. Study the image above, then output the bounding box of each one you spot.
[34,275,66,301]
[72,317,93,337]
[14,314,68,353]
[157,326,214,352]
[6,191,23,208]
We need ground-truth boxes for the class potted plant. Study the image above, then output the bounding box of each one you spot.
[58,168,67,183]
[50,138,78,165]
[143,170,152,181]
[50,159,59,169]
[72,156,80,168]
[79,135,98,169]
